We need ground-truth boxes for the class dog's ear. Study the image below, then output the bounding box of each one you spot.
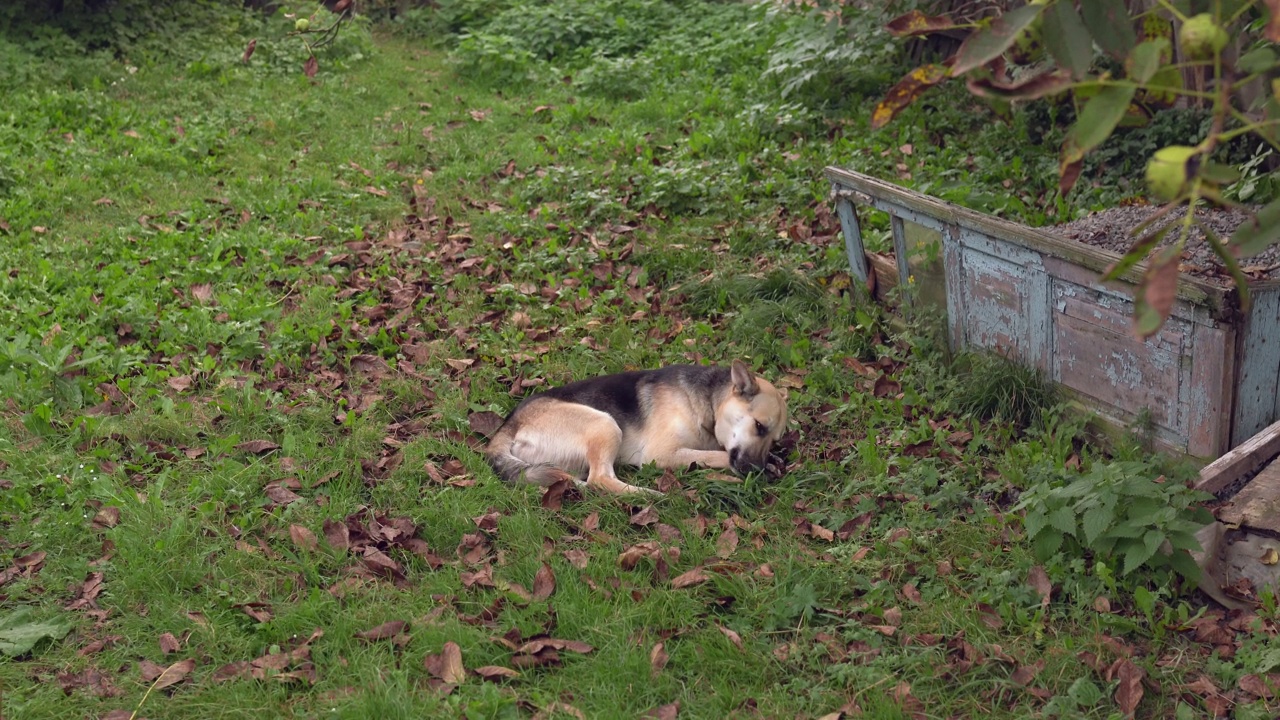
[730,360,758,397]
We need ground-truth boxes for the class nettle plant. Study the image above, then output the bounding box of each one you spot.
[1015,460,1213,581]
[876,0,1280,336]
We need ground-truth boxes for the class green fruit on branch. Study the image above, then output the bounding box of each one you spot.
[1145,146,1198,201]
[1179,13,1227,59]
[295,18,311,32]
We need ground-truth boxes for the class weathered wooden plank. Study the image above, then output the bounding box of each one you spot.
[1216,459,1280,533]
[1197,418,1280,494]
[960,249,1034,363]
[1055,294,1186,355]
[1234,290,1280,446]
[833,195,869,284]
[867,253,899,300]
[825,167,1233,316]
[1053,310,1183,432]
[1189,323,1236,457]
[942,224,967,353]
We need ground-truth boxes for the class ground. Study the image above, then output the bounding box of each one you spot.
[0,10,1277,720]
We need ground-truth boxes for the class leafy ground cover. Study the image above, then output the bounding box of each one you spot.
[2,2,1278,718]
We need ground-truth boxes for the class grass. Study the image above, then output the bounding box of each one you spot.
[0,3,1275,719]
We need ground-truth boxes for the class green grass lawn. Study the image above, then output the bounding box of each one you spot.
[1,5,1276,719]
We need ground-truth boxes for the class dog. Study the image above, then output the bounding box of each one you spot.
[484,361,789,495]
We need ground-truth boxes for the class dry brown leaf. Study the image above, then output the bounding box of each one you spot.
[468,411,505,438]
[883,607,903,627]
[1011,659,1044,686]
[289,524,319,552]
[532,562,556,601]
[475,665,520,681]
[671,567,709,589]
[167,375,194,392]
[236,440,280,454]
[1027,566,1052,609]
[424,641,466,684]
[641,702,679,720]
[650,642,669,678]
[151,658,195,690]
[717,624,743,650]
[630,505,659,526]
[158,633,181,654]
[715,528,739,558]
[356,620,408,641]
[1113,658,1145,718]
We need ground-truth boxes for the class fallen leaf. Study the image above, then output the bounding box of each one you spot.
[1027,566,1052,608]
[650,642,669,677]
[167,375,194,392]
[190,283,214,304]
[323,519,350,551]
[532,562,556,601]
[468,411,505,438]
[976,603,1003,630]
[289,524,318,552]
[424,641,465,684]
[1011,659,1044,686]
[475,665,520,681]
[355,620,408,641]
[562,548,589,569]
[1113,658,1145,718]
[303,55,318,78]
[901,583,922,604]
[717,624,743,650]
[158,632,181,654]
[235,602,273,623]
[91,507,121,530]
[541,479,571,510]
[236,440,280,454]
[241,38,257,63]
[642,702,679,720]
[630,505,659,526]
[715,529,739,558]
[671,567,709,589]
[150,658,195,690]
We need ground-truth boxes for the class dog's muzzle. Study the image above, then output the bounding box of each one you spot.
[729,447,767,475]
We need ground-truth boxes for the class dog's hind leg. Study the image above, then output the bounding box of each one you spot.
[501,400,654,496]
[580,415,656,496]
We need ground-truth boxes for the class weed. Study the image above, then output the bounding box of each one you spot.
[1016,460,1212,583]
[952,351,1058,429]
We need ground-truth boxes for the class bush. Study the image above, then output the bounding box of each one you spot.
[1,1,254,60]
[1016,460,1212,583]
[451,32,536,86]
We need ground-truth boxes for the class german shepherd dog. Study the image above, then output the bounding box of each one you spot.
[484,362,789,495]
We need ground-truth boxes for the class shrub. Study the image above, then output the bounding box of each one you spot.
[1016,460,1212,582]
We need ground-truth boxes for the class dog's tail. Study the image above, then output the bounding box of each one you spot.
[484,425,577,487]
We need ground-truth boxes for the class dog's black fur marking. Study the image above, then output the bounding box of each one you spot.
[504,364,731,431]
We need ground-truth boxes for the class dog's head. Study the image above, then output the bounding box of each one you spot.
[716,360,789,475]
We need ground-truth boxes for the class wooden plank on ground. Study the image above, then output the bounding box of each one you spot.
[1217,459,1280,534]
[1197,418,1280,495]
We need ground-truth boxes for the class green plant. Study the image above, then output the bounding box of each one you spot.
[451,31,536,85]
[761,10,897,110]
[951,351,1058,428]
[878,1,1280,336]
[1016,460,1212,581]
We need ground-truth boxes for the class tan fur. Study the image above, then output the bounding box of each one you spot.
[484,361,788,496]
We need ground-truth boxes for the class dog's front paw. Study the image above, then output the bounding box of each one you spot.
[763,452,788,480]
